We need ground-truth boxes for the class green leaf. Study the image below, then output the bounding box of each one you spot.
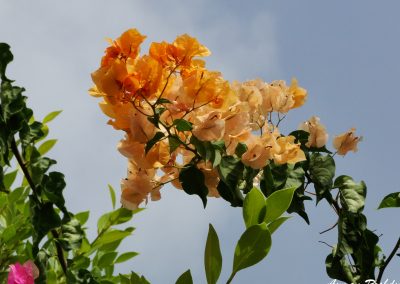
[235,142,247,158]
[1,224,16,242]
[145,132,164,154]
[335,175,366,213]
[92,230,131,249]
[204,224,222,284]
[129,272,150,284]
[174,119,193,131]
[31,201,62,253]
[378,192,400,209]
[74,211,90,226]
[0,43,13,81]
[7,186,25,203]
[264,187,296,224]
[97,208,135,233]
[243,188,266,228]
[309,153,335,202]
[41,172,67,214]
[42,110,62,124]
[168,135,183,153]
[231,223,272,276]
[38,139,57,155]
[267,216,291,234]
[218,156,243,188]
[108,184,116,209]
[175,270,193,284]
[157,98,172,104]
[3,169,18,189]
[179,165,208,207]
[326,252,356,283]
[115,252,139,264]
[97,251,118,268]
[217,181,243,207]
[59,218,84,250]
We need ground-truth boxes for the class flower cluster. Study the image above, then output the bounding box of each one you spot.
[90,28,361,209]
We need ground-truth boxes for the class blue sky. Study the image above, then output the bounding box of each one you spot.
[1,0,400,283]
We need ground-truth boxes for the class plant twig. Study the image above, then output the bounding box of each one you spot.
[319,221,338,234]
[10,138,68,275]
[377,236,400,283]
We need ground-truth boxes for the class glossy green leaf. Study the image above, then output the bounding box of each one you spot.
[174,119,193,131]
[264,187,296,224]
[0,43,13,81]
[378,192,400,209]
[1,224,16,242]
[231,223,271,276]
[97,251,118,268]
[31,201,62,253]
[175,269,193,284]
[145,132,164,154]
[216,181,243,207]
[204,224,222,284]
[335,175,366,213]
[115,251,139,263]
[267,216,291,234]
[309,153,335,202]
[38,139,57,155]
[3,169,18,189]
[74,210,90,225]
[41,171,67,214]
[7,186,25,203]
[157,98,172,104]
[108,184,116,209]
[92,230,131,249]
[168,135,183,153]
[179,165,208,207]
[59,218,84,250]
[243,188,266,228]
[218,156,243,189]
[129,272,150,284]
[97,208,135,233]
[42,110,62,124]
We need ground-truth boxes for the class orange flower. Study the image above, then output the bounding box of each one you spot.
[299,116,328,148]
[192,111,225,141]
[123,55,163,100]
[98,100,133,130]
[288,78,307,109]
[273,136,306,165]
[241,136,273,169]
[121,168,154,209]
[101,29,146,67]
[149,34,210,70]
[91,59,128,104]
[333,128,361,155]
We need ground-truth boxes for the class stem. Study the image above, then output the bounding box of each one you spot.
[226,271,236,284]
[319,221,338,234]
[377,237,400,283]
[10,138,68,275]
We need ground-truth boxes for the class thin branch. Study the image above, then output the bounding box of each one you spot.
[319,221,338,235]
[377,237,400,283]
[10,138,68,275]
[318,241,333,249]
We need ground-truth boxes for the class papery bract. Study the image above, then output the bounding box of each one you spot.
[7,261,39,284]
[299,116,328,148]
[333,128,361,155]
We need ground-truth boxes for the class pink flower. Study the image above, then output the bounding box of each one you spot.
[8,261,39,284]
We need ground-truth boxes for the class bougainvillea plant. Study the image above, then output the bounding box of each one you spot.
[0,27,399,284]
